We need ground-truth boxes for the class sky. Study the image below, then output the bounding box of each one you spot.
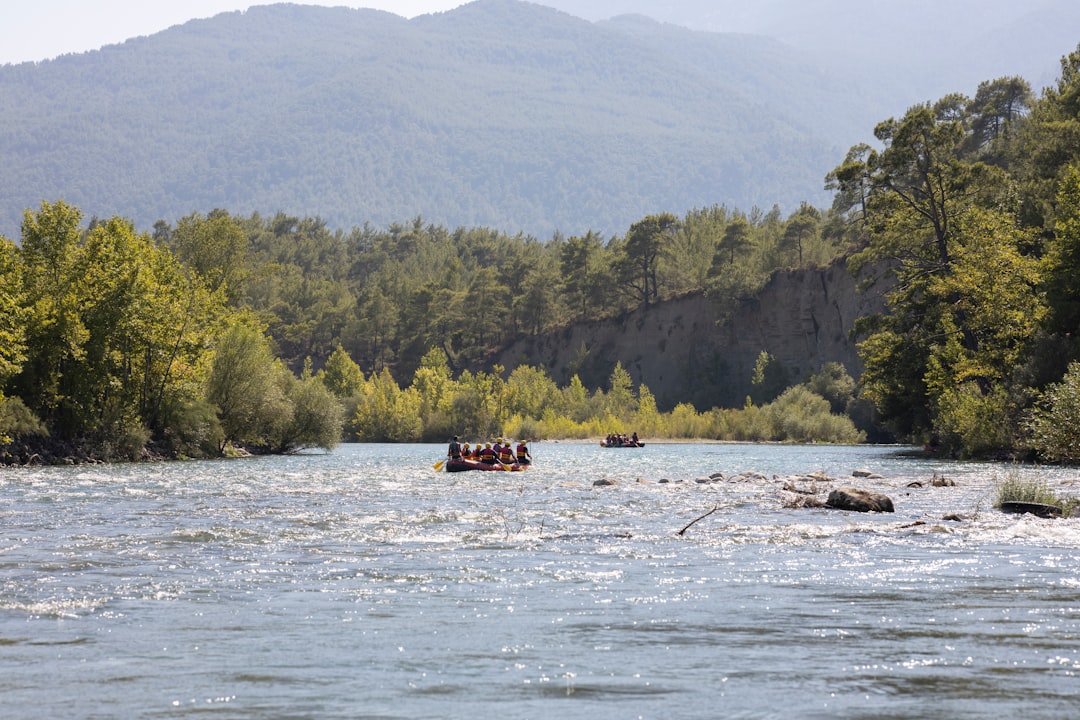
[0,1,469,65]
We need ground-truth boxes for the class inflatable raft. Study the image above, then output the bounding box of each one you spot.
[445,458,526,472]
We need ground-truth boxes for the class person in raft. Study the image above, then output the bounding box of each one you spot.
[515,439,531,465]
[479,442,498,465]
[448,435,463,461]
[498,440,516,466]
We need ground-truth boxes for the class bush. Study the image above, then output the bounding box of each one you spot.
[0,395,46,444]
[1026,361,1080,462]
[993,468,1076,515]
[766,386,864,443]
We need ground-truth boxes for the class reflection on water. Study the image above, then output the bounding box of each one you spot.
[1,442,1079,719]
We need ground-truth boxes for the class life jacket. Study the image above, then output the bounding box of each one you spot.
[499,445,515,463]
[516,443,529,462]
[480,446,497,462]
[448,441,462,459]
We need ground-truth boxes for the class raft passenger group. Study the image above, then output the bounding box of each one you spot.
[447,435,531,466]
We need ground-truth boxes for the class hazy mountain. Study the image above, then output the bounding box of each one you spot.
[539,0,1080,106]
[0,0,1067,239]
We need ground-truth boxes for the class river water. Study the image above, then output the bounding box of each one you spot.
[2,442,1079,719]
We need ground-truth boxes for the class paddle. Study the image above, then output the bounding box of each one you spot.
[433,460,445,471]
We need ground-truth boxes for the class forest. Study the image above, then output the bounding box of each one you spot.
[5,48,1080,463]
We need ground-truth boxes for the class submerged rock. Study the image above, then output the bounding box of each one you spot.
[852,468,884,479]
[826,487,895,513]
[999,501,1062,518]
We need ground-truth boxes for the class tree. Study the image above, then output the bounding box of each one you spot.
[271,370,344,453]
[965,76,1031,162]
[840,97,1012,446]
[617,212,679,310]
[353,368,422,442]
[205,322,292,453]
[0,237,26,384]
[506,365,560,420]
[169,210,249,298]
[12,202,223,455]
[1026,361,1080,462]
[603,361,637,419]
[319,345,365,398]
[559,230,613,320]
[714,215,753,268]
[780,202,821,266]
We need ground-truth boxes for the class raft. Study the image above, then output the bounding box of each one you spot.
[600,441,644,448]
[445,458,526,472]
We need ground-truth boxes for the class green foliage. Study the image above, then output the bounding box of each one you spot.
[8,201,225,457]
[205,322,293,453]
[993,468,1066,510]
[766,386,865,444]
[1026,361,1080,463]
[0,238,27,383]
[749,351,789,405]
[804,362,857,415]
[274,372,344,453]
[353,368,422,443]
[319,345,365,399]
[0,396,46,446]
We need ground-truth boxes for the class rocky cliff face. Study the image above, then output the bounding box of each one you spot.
[495,259,888,410]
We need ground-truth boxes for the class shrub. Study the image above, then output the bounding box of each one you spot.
[1026,361,1080,462]
[992,468,1076,516]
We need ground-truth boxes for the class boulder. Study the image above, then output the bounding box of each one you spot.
[593,478,618,487]
[729,470,769,483]
[999,501,1062,518]
[826,487,895,513]
[852,468,884,479]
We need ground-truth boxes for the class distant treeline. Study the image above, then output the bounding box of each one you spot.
[0,190,854,461]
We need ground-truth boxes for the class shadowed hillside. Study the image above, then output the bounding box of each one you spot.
[0,0,873,239]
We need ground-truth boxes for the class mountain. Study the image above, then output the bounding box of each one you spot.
[539,0,1080,107]
[0,0,881,239]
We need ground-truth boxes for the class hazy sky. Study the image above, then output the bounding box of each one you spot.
[0,1,469,65]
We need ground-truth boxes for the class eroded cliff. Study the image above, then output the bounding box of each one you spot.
[495,259,888,410]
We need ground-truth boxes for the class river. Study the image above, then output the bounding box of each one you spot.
[1,442,1078,719]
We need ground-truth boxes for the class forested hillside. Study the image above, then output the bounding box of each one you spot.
[0,0,867,239]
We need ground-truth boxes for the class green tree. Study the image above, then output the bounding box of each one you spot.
[559,230,613,321]
[617,212,679,310]
[1026,361,1080,462]
[780,202,821,266]
[205,322,292,453]
[353,368,422,442]
[603,361,637,419]
[319,345,366,398]
[0,237,26,384]
[506,364,560,420]
[170,210,249,298]
[842,96,1012,445]
[965,76,1031,162]
[714,215,753,267]
[271,371,344,453]
[12,202,223,455]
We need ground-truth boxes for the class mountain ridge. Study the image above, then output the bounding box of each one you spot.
[0,1,867,239]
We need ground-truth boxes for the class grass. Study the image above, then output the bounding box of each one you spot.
[993,468,1078,517]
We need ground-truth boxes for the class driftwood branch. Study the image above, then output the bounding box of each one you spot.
[677,504,719,536]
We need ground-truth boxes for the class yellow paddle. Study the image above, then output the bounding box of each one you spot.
[433,460,445,471]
